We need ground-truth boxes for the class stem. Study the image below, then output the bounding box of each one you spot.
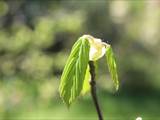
[89,61,103,120]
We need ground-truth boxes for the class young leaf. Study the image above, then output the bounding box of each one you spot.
[105,46,119,91]
[59,37,90,107]
[81,65,91,95]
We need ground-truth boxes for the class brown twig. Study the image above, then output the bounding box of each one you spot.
[89,61,103,120]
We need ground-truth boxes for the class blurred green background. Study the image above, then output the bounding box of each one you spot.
[0,0,160,120]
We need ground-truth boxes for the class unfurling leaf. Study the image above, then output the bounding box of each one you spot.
[81,65,91,95]
[59,37,90,107]
[82,35,107,61]
[105,46,119,91]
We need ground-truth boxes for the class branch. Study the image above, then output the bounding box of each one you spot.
[89,61,103,120]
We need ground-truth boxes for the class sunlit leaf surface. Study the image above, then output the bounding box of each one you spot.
[105,46,119,91]
[59,37,90,107]
[81,65,91,95]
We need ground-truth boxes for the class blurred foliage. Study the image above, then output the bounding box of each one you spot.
[0,0,160,119]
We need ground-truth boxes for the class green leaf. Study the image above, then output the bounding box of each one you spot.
[105,46,119,91]
[81,65,91,95]
[59,37,90,107]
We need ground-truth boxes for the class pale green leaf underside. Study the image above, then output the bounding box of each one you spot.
[105,46,119,91]
[81,65,91,95]
[59,37,90,107]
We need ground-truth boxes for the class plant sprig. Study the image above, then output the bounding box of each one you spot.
[59,35,119,107]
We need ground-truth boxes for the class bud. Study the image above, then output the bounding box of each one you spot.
[82,35,110,61]
[136,117,142,120]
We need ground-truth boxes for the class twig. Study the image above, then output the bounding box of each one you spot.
[89,61,103,120]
